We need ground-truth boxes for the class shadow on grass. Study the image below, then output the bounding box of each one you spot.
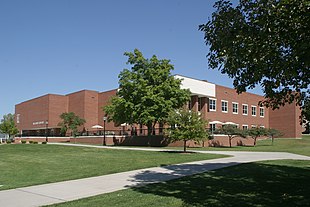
[129,161,310,207]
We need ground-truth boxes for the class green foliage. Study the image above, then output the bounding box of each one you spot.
[215,124,246,147]
[6,140,12,144]
[58,112,86,137]
[33,141,38,144]
[42,141,47,144]
[104,49,190,135]
[301,98,310,133]
[166,109,209,152]
[0,113,19,138]
[21,140,26,144]
[199,0,309,108]
[29,140,33,144]
[247,127,267,146]
[266,128,283,145]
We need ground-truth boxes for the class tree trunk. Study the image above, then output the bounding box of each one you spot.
[254,137,257,146]
[229,136,232,148]
[183,140,187,152]
[147,122,153,146]
[272,136,274,145]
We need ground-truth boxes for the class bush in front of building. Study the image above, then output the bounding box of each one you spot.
[21,140,27,144]
[42,141,47,144]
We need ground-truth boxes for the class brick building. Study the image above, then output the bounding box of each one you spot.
[15,75,303,140]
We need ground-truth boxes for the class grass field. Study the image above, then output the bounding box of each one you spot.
[49,159,310,207]
[47,135,310,207]
[0,144,225,190]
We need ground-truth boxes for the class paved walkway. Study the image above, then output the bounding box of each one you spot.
[1,143,309,207]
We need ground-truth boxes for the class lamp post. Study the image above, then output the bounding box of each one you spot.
[45,120,49,142]
[103,116,107,146]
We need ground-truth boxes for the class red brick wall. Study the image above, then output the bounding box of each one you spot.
[98,89,120,131]
[205,85,269,129]
[269,103,302,138]
[15,94,68,132]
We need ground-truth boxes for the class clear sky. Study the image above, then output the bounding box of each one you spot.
[0,0,262,119]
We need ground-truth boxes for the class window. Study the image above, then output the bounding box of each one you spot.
[232,102,238,114]
[260,126,265,129]
[242,125,248,130]
[242,104,248,115]
[210,124,216,133]
[16,114,20,124]
[252,106,257,116]
[251,125,257,128]
[260,107,265,117]
[221,100,228,113]
[209,98,216,111]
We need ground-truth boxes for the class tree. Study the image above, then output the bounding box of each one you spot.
[104,49,190,136]
[215,124,246,147]
[247,127,267,146]
[199,0,309,109]
[266,128,282,145]
[58,112,86,137]
[301,98,310,133]
[0,113,19,139]
[166,109,209,152]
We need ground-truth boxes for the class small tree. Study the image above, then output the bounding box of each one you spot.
[266,128,282,145]
[247,127,267,146]
[0,113,19,140]
[215,124,246,148]
[166,109,209,152]
[58,112,86,137]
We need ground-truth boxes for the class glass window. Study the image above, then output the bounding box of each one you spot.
[232,102,238,114]
[209,99,216,111]
[242,125,248,130]
[16,114,20,124]
[221,100,228,113]
[210,123,216,133]
[242,104,248,115]
[252,106,257,116]
[260,107,264,117]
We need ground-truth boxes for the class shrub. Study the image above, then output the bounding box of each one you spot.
[29,140,33,144]
[42,141,47,144]
[33,141,38,144]
[21,140,27,144]
[6,140,12,144]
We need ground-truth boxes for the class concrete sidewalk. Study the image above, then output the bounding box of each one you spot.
[1,143,309,207]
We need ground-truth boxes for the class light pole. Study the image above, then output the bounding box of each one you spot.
[103,116,107,146]
[45,120,49,142]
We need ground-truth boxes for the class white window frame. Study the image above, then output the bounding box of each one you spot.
[232,102,238,114]
[251,125,257,128]
[260,107,265,117]
[221,100,228,113]
[251,105,257,116]
[242,125,248,130]
[242,104,248,115]
[209,98,216,112]
[260,126,265,128]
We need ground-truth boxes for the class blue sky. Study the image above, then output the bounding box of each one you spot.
[0,0,262,118]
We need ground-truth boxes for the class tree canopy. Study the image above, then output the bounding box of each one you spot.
[104,49,190,135]
[0,113,19,138]
[199,0,309,109]
[215,124,246,147]
[166,109,209,152]
[58,112,86,137]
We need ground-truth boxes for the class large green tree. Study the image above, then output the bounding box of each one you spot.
[0,113,19,139]
[301,99,310,133]
[104,49,190,135]
[199,0,309,109]
[166,109,209,152]
[247,127,267,146]
[58,112,86,137]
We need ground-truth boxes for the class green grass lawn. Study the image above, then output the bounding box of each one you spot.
[175,134,310,156]
[0,144,225,190]
[49,159,310,207]
[46,135,310,207]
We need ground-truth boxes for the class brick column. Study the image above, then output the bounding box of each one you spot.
[191,95,198,112]
[201,97,208,119]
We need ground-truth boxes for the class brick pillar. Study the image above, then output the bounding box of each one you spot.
[191,95,198,112]
[201,97,208,119]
